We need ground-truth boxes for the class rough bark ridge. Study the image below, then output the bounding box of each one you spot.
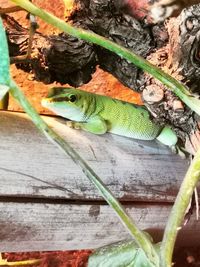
[144,4,200,148]
[3,0,200,151]
[167,5,200,93]
[150,0,200,22]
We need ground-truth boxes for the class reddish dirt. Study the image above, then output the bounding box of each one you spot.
[2,250,92,267]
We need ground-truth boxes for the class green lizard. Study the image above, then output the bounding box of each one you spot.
[41,87,178,148]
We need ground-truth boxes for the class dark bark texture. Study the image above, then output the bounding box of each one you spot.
[167,5,200,92]
[150,0,200,22]
[4,0,159,89]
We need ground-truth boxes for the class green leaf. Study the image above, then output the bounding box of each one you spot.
[0,17,10,99]
[88,240,157,267]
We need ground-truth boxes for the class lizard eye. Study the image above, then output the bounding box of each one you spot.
[69,94,77,102]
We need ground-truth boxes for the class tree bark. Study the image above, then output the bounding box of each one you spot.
[150,0,200,22]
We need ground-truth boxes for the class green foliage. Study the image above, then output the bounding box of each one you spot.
[0,18,10,100]
[88,240,157,267]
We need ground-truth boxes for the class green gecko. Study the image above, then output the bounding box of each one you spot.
[41,87,178,149]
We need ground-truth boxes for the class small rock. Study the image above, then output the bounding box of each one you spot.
[172,100,184,112]
[187,255,195,264]
[142,85,164,104]
[27,74,35,81]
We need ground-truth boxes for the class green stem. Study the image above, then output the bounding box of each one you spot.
[11,0,200,116]
[160,148,200,266]
[0,18,10,99]
[9,80,159,266]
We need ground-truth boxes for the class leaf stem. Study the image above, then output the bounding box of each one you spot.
[160,149,200,266]
[0,258,41,266]
[0,18,10,99]
[9,80,159,266]
[10,0,200,116]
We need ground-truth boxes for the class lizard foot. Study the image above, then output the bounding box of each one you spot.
[171,145,188,159]
[66,121,81,130]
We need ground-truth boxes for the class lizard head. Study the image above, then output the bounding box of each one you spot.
[41,87,92,121]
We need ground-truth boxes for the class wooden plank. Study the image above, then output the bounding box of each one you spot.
[0,111,188,202]
[0,201,199,252]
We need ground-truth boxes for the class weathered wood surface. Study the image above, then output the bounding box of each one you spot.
[0,202,199,252]
[0,111,198,251]
[0,111,189,202]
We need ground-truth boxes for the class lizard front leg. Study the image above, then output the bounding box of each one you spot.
[67,116,108,135]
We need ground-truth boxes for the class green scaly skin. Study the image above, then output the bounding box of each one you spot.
[41,87,178,148]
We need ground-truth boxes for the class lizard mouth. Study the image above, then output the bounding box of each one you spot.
[41,98,56,108]
[41,96,71,107]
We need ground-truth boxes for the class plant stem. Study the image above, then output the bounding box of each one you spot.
[9,80,159,266]
[160,149,200,266]
[0,18,10,99]
[10,0,200,116]
[0,258,41,266]
[0,92,9,110]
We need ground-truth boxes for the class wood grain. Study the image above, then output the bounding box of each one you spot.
[0,111,197,251]
[0,111,189,202]
[0,202,199,252]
